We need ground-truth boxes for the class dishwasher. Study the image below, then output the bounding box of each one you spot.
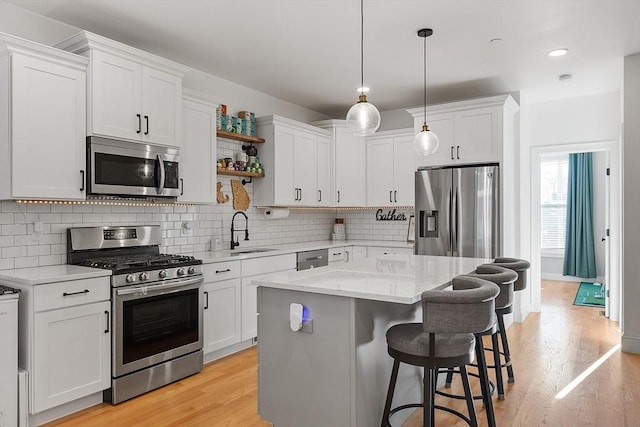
[296,249,329,270]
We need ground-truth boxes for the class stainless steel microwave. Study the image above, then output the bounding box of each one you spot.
[87,137,180,198]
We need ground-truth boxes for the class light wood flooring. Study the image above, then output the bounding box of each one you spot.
[46,280,640,427]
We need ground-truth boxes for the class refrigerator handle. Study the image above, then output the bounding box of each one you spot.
[448,187,453,255]
[452,187,459,255]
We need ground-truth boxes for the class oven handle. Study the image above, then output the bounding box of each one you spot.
[157,153,165,195]
[116,277,203,296]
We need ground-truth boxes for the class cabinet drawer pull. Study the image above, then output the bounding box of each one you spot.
[318,189,322,202]
[180,178,184,196]
[394,190,397,203]
[136,114,141,134]
[337,190,340,203]
[62,289,89,297]
[144,115,149,135]
[80,170,85,191]
[104,310,110,334]
[456,145,460,159]
[204,291,209,310]
[450,146,454,160]
[389,191,393,203]
[215,268,231,274]
[333,252,342,256]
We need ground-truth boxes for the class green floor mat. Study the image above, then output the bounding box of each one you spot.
[573,282,605,307]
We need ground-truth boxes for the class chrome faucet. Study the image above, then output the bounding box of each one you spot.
[230,211,249,250]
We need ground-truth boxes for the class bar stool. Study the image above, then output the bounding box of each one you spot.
[440,264,518,427]
[381,276,499,427]
[492,257,531,384]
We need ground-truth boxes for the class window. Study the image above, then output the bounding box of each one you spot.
[541,157,569,251]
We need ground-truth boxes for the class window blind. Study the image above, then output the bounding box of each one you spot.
[541,158,569,249]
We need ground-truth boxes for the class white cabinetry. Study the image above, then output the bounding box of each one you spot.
[13,276,111,414]
[313,120,366,207]
[366,246,414,257]
[56,31,189,147]
[407,95,519,167]
[241,254,296,341]
[366,129,415,206]
[0,34,88,200]
[202,261,242,354]
[179,92,217,203]
[254,115,332,207]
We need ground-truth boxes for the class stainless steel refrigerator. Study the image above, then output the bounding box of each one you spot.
[415,164,500,258]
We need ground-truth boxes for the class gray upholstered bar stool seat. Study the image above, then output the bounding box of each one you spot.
[381,277,500,427]
[492,257,531,384]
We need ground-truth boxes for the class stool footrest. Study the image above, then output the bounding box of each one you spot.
[386,402,474,426]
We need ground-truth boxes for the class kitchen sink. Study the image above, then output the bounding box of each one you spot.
[229,248,278,256]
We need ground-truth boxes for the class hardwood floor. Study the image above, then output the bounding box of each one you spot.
[45,281,640,427]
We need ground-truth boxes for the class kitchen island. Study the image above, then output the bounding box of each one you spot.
[253,254,490,427]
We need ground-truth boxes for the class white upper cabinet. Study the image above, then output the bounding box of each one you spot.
[313,120,365,207]
[56,31,189,147]
[366,129,415,206]
[0,33,88,200]
[254,115,332,207]
[179,92,217,203]
[407,94,519,168]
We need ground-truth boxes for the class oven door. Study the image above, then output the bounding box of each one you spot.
[89,136,180,197]
[113,276,203,377]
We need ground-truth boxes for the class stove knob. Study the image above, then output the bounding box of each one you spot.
[187,266,196,275]
[159,270,167,279]
[139,272,149,281]
[126,274,135,283]
[177,268,185,277]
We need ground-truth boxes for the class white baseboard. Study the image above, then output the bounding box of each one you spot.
[541,273,606,284]
[29,392,102,426]
[622,335,640,354]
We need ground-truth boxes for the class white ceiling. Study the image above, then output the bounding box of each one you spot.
[7,0,640,117]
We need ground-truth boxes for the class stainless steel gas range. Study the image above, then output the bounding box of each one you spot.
[67,225,204,404]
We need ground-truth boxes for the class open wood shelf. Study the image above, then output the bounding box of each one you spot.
[216,168,265,178]
[216,130,265,144]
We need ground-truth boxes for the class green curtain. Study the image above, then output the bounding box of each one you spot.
[563,153,597,278]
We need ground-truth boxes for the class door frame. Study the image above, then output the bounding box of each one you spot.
[530,140,621,321]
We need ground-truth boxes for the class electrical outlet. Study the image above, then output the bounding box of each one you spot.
[181,221,193,235]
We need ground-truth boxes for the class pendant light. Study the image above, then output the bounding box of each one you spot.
[346,0,380,136]
[413,28,439,156]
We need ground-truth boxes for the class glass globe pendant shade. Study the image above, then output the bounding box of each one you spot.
[346,94,381,136]
[413,124,439,156]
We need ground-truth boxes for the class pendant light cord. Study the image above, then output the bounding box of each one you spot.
[360,0,364,94]
[423,32,427,126]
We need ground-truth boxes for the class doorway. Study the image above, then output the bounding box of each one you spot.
[530,140,621,322]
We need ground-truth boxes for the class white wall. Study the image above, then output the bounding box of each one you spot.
[622,53,640,354]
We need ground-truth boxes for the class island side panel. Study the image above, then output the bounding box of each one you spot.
[354,298,422,427]
[258,287,354,427]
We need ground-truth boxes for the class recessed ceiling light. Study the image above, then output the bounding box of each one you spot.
[548,48,569,57]
[357,86,370,93]
[558,73,573,82]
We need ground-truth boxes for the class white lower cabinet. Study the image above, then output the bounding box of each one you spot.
[366,246,414,257]
[241,254,296,341]
[33,301,110,413]
[202,260,242,354]
[12,276,111,415]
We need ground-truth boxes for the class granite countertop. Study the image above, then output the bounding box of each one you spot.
[194,240,414,264]
[0,265,112,286]
[252,254,491,304]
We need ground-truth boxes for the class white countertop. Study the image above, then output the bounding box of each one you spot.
[0,265,112,286]
[252,254,491,304]
[195,239,414,264]
[0,240,412,285]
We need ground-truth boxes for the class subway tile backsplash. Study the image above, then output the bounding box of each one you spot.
[0,141,413,270]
